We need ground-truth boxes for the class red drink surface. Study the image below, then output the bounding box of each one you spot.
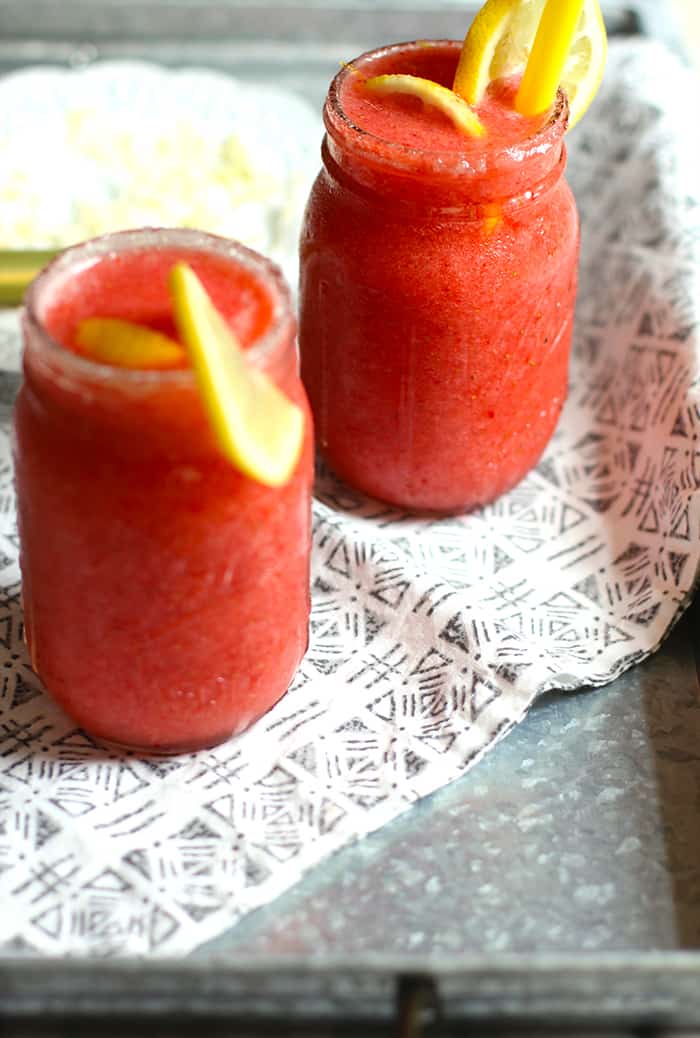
[14,230,312,752]
[300,41,579,513]
[48,247,274,359]
[342,54,545,154]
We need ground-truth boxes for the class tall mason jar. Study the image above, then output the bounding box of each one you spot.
[299,40,579,513]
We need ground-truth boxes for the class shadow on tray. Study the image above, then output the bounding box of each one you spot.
[640,597,700,948]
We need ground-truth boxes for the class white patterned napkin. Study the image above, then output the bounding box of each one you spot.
[0,39,699,956]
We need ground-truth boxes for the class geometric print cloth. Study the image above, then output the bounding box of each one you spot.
[0,39,699,955]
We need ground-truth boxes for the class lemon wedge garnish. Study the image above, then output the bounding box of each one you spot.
[453,0,607,129]
[76,317,186,369]
[365,74,485,137]
[169,263,304,488]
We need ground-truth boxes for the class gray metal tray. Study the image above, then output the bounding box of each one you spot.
[3,606,700,1029]
[1,1,699,1030]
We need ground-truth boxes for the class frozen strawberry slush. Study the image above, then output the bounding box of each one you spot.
[299,41,579,512]
[14,231,313,751]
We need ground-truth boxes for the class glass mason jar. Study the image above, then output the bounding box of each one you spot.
[14,228,313,752]
[299,40,580,513]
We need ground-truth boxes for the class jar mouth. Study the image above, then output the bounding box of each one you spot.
[325,39,569,178]
[23,227,294,386]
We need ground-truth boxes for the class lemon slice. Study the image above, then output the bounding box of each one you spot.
[76,317,186,369]
[169,263,304,488]
[365,74,485,137]
[453,0,607,129]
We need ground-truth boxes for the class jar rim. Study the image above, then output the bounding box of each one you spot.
[22,227,294,387]
[325,39,569,179]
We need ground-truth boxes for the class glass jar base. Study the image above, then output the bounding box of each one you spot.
[320,453,546,517]
[92,729,237,756]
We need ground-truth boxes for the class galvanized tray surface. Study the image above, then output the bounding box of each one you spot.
[1,0,699,1028]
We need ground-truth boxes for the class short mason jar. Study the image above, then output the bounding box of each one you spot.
[14,228,313,752]
[299,40,579,513]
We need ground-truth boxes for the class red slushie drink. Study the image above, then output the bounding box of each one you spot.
[300,40,579,512]
[14,229,312,752]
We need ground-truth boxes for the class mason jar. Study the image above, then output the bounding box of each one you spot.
[299,40,579,513]
[14,228,313,751]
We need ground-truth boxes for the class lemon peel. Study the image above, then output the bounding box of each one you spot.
[365,74,485,137]
[76,317,186,369]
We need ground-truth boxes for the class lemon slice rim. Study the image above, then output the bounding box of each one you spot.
[169,261,305,489]
[453,0,519,111]
[364,73,486,138]
[453,0,607,130]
